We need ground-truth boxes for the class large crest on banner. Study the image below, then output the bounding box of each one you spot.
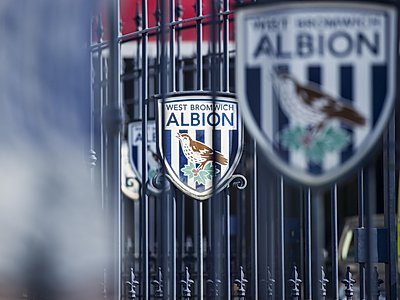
[158,93,243,200]
[236,2,397,187]
[128,121,162,194]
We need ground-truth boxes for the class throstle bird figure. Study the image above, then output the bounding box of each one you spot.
[176,132,228,169]
[272,71,366,132]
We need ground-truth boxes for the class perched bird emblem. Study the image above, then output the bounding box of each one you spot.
[273,71,366,132]
[271,71,367,164]
[177,133,228,170]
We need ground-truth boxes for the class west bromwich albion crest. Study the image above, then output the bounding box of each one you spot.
[236,2,397,187]
[158,94,243,200]
[128,121,162,194]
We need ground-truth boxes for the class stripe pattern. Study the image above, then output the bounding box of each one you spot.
[246,63,386,175]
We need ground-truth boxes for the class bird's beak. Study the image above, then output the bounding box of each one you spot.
[176,132,181,139]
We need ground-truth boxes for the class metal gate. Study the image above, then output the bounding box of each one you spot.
[90,0,398,299]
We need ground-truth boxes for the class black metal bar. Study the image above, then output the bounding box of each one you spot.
[251,140,258,298]
[194,0,204,297]
[140,0,149,298]
[365,164,377,298]
[312,191,324,300]
[278,177,285,298]
[196,0,203,91]
[169,0,176,92]
[225,188,232,299]
[222,0,229,92]
[106,0,122,298]
[198,201,204,298]
[358,170,366,299]
[383,115,397,299]
[304,188,312,299]
[331,184,339,299]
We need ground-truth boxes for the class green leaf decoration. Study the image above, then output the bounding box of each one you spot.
[195,170,208,185]
[280,126,307,150]
[181,162,196,179]
[180,161,221,186]
[279,124,351,164]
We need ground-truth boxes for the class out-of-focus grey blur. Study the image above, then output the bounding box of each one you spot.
[0,1,107,299]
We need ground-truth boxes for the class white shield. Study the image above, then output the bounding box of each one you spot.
[236,2,397,187]
[158,94,243,200]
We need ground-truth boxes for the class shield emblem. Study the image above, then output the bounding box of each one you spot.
[121,141,140,200]
[128,121,162,194]
[158,94,243,200]
[236,2,397,187]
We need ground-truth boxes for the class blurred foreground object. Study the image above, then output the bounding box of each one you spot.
[0,1,107,299]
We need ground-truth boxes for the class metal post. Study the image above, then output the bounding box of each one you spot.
[278,176,285,298]
[251,140,258,298]
[358,170,366,299]
[331,184,339,299]
[384,115,397,299]
[106,0,122,298]
[140,0,149,298]
[304,188,312,299]
[225,188,232,299]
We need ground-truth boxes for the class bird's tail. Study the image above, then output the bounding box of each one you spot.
[334,106,366,126]
[214,152,228,166]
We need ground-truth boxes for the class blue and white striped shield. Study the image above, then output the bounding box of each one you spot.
[236,2,397,187]
[128,121,162,194]
[158,94,243,200]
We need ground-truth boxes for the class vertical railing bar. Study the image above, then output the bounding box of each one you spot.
[311,191,324,300]
[331,184,339,299]
[305,187,312,299]
[226,188,232,299]
[198,201,204,299]
[169,0,176,92]
[358,170,366,299]
[196,0,203,91]
[168,1,177,297]
[172,194,177,299]
[278,176,285,298]
[106,0,123,298]
[176,0,183,92]
[251,140,258,298]
[140,0,149,298]
[160,0,172,298]
[384,116,397,299]
[222,0,229,92]
[365,164,377,298]
[195,0,204,298]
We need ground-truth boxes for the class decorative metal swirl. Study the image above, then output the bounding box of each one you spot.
[126,177,136,187]
[151,267,163,298]
[147,173,171,195]
[289,265,302,299]
[319,266,329,298]
[126,268,139,299]
[180,267,194,298]
[234,266,248,297]
[227,174,248,190]
[341,266,355,299]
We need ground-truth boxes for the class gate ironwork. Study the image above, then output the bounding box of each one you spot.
[90,0,399,299]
